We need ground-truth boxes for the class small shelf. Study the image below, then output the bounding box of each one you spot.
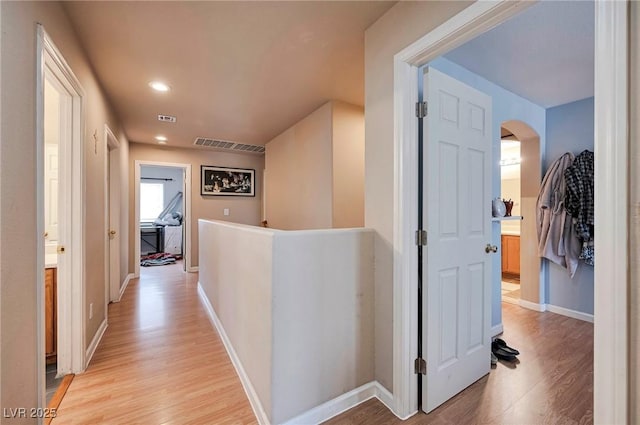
[492,215,523,222]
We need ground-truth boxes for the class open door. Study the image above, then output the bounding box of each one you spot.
[421,67,493,412]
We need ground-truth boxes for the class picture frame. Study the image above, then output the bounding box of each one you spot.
[201,165,255,197]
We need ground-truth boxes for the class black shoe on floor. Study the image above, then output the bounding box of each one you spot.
[491,342,517,362]
[493,338,520,356]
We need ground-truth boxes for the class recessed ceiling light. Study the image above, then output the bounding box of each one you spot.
[157,140,167,145]
[155,135,168,141]
[149,81,170,92]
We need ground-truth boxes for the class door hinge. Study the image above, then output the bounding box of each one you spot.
[415,230,427,246]
[414,357,427,375]
[415,101,428,118]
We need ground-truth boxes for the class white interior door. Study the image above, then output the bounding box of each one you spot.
[422,67,493,413]
[108,143,121,302]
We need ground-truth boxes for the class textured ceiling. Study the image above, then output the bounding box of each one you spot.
[444,1,594,108]
[64,1,395,148]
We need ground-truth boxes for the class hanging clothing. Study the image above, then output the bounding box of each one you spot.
[536,152,582,277]
[564,150,595,265]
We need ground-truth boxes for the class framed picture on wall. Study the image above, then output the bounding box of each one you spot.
[201,165,255,197]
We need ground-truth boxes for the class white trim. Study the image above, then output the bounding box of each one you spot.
[117,273,135,302]
[594,2,629,422]
[197,283,269,425]
[491,324,504,337]
[282,381,392,425]
[134,160,192,276]
[518,299,547,312]
[35,24,46,413]
[37,25,87,390]
[392,46,420,420]
[187,266,199,273]
[546,304,594,324]
[84,319,108,369]
[593,7,629,424]
[392,1,536,418]
[374,382,395,417]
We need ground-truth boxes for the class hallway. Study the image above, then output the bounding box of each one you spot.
[53,261,593,424]
[53,263,256,424]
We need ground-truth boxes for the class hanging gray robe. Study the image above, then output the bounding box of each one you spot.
[536,152,582,277]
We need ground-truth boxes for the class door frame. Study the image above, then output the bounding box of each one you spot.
[391,1,629,423]
[104,124,120,304]
[36,25,87,399]
[134,160,192,277]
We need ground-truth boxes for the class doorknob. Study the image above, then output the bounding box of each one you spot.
[109,230,117,236]
[485,244,498,253]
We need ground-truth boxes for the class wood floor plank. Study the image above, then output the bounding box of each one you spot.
[52,262,257,425]
[324,303,593,425]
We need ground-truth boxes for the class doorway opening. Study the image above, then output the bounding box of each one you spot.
[105,125,122,303]
[392,1,626,421]
[37,26,86,410]
[500,121,541,312]
[134,161,192,277]
[499,130,522,304]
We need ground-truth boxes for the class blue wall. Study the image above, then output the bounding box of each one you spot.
[544,97,594,315]
[428,58,546,329]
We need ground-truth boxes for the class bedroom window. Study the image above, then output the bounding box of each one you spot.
[140,182,164,221]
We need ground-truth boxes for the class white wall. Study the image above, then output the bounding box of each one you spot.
[198,220,374,424]
[265,100,364,230]
[265,103,333,230]
[271,229,374,422]
[332,101,365,228]
[198,220,274,417]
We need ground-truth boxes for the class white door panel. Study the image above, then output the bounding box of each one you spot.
[44,144,59,242]
[422,67,493,413]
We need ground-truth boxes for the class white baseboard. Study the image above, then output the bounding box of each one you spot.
[282,381,392,425]
[519,299,547,312]
[546,304,594,323]
[85,318,108,369]
[375,382,394,417]
[501,295,520,306]
[188,266,199,273]
[491,323,504,337]
[197,283,269,425]
[117,273,135,302]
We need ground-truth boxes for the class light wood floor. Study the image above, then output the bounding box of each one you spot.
[54,264,592,425]
[53,262,257,424]
[325,303,593,425]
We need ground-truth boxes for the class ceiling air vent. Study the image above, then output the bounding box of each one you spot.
[158,114,177,123]
[194,137,265,155]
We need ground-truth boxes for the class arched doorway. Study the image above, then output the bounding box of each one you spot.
[500,120,542,310]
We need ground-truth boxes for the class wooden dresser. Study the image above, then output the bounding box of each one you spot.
[501,235,520,276]
[45,267,57,363]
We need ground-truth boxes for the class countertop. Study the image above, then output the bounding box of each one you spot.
[501,231,521,237]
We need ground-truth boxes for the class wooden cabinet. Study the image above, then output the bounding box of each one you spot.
[45,267,57,362]
[501,235,520,276]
